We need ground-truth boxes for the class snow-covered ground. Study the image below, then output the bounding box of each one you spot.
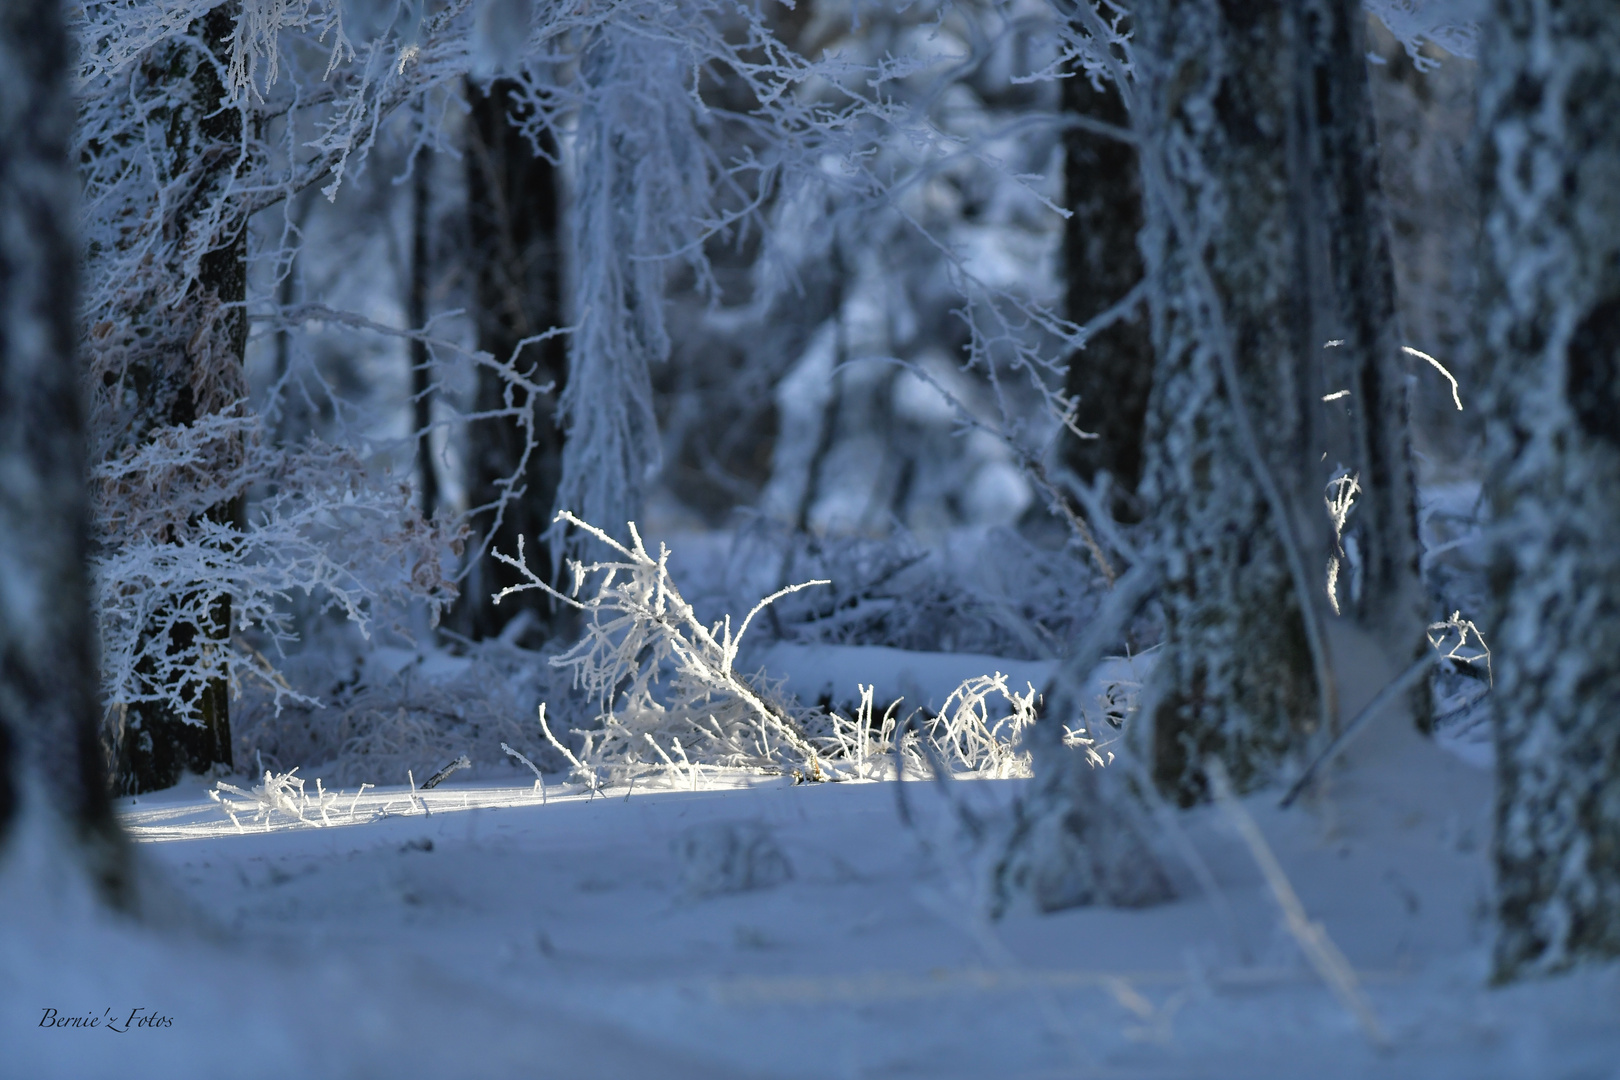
[8,704,1619,1079]
[9,489,1610,1078]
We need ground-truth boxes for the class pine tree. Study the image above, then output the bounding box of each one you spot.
[0,0,130,905]
[1477,0,1620,980]
[552,28,708,556]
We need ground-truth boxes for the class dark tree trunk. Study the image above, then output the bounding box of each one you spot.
[0,0,130,904]
[1306,6,1424,647]
[113,5,245,793]
[1058,43,1154,524]
[1134,0,1419,804]
[1477,0,1620,981]
[408,143,439,521]
[455,78,568,644]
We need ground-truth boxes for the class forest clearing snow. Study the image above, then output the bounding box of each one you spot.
[8,702,1619,1079]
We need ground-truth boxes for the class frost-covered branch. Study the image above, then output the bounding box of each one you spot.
[493,511,830,784]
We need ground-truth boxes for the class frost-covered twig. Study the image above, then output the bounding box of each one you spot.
[420,754,471,790]
[532,702,595,788]
[1402,345,1464,411]
[210,767,313,828]
[501,741,547,801]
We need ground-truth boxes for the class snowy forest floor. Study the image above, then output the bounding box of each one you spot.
[8,708,1620,1079]
[7,491,1619,1077]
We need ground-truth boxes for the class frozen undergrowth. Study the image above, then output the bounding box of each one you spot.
[213,513,1135,833]
[1417,482,1494,756]
[210,767,371,831]
[231,626,552,787]
[92,412,461,739]
[483,513,1057,790]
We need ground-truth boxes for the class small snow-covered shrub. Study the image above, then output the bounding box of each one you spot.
[495,512,832,786]
[824,677,1041,781]
[209,767,343,830]
[498,513,1047,786]
[928,674,1040,777]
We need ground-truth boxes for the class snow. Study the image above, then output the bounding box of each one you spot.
[8,703,1619,1079]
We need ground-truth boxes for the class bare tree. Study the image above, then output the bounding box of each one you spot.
[454,77,570,644]
[0,0,129,904]
[407,129,440,522]
[1477,0,1620,981]
[1057,24,1153,524]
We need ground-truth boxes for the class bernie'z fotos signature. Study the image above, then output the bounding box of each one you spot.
[39,1008,173,1031]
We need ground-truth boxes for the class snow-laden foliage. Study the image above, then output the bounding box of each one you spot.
[70,0,892,750]
[515,2,878,558]
[548,26,709,556]
[769,2,1084,548]
[91,410,460,739]
[72,1,487,755]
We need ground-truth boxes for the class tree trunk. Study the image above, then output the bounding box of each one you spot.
[1058,42,1154,524]
[1307,6,1425,648]
[1477,0,1620,981]
[455,78,568,644]
[0,0,130,905]
[1134,0,1418,805]
[408,140,439,522]
[112,5,245,793]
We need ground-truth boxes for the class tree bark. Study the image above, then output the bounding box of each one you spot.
[408,141,439,521]
[455,78,569,644]
[1134,0,1419,804]
[1058,43,1154,523]
[111,5,245,793]
[1308,6,1424,647]
[0,0,130,905]
[1477,0,1620,981]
